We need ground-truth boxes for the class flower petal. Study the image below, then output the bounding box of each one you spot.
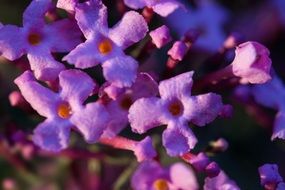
[0,25,26,60]
[33,119,70,152]
[183,93,223,126]
[272,111,285,140]
[170,163,199,190]
[131,161,167,190]
[70,102,110,143]
[23,0,52,27]
[75,0,108,38]
[102,56,138,88]
[153,0,181,17]
[102,101,128,138]
[204,171,240,190]
[123,0,145,9]
[109,11,148,49]
[57,0,78,13]
[27,48,65,81]
[159,71,194,100]
[45,19,82,52]
[128,97,166,134]
[162,123,197,156]
[131,73,159,99]
[134,136,157,162]
[14,71,59,118]
[59,69,95,107]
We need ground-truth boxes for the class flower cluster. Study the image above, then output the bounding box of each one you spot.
[0,0,280,189]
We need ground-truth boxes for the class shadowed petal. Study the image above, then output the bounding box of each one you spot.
[46,19,82,52]
[33,119,70,152]
[23,0,52,27]
[159,71,194,100]
[134,136,157,162]
[272,111,285,140]
[14,71,59,118]
[109,11,148,49]
[71,102,110,143]
[75,0,108,38]
[0,25,26,60]
[102,56,138,88]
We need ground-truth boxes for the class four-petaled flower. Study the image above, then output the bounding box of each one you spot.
[128,71,224,156]
[0,0,81,81]
[14,69,110,152]
[63,0,148,88]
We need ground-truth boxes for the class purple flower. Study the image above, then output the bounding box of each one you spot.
[149,25,172,48]
[14,69,110,152]
[124,0,182,17]
[167,41,188,61]
[167,0,228,52]
[231,41,272,84]
[204,170,240,190]
[63,0,148,87]
[128,71,224,156]
[101,73,158,138]
[259,164,284,189]
[131,161,198,190]
[0,0,81,81]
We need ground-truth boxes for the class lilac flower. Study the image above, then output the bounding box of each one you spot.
[14,69,110,152]
[128,71,224,156]
[131,161,198,190]
[101,73,158,138]
[167,0,228,52]
[231,41,272,84]
[204,170,240,190]
[63,0,148,87]
[167,41,188,61]
[149,25,172,48]
[0,0,81,81]
[124,0,182,17]
[259,164,284,190]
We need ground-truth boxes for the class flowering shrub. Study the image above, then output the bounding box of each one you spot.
[0,0,284,189]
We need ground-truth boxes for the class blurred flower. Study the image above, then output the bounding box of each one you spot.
[259,164,284,190]
[131,161,198,190]
[15,69,109,152]
[128,71,224,156]
[204,170,240,190]
[167,0,228,52]
[0,0,81,81]
[63,0,148,87]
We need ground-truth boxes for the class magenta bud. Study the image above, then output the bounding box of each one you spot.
[167,41,188,61]
[149,25,172,48]
[205,162,221,178]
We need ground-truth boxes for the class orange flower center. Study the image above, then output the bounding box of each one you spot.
[168,99,183,116]
[98,39,112,54]
[28,33,42,45]
[57,103,72,119]
[153,179,169,190]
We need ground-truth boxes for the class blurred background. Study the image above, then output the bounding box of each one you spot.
[0,0,285,189]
